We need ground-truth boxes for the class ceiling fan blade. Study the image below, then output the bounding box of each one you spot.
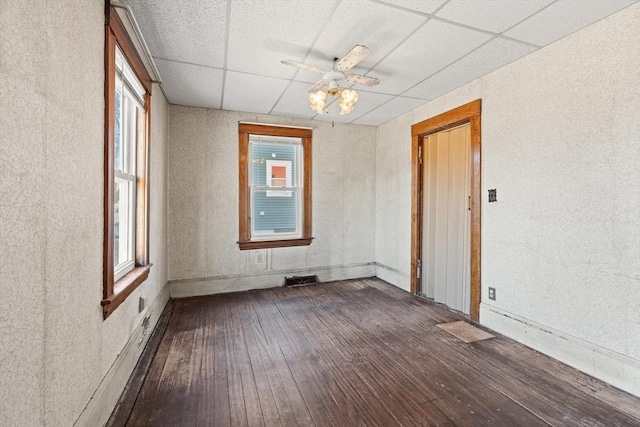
[336,45,371,71]
[281,59,325,74]
[308,80,327,93]
[345,74,380,87]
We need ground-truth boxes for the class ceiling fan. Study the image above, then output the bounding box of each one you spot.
[281,45,380,115]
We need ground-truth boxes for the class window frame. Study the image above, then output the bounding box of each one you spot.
[103,6,152,319]
[238,123,313,250]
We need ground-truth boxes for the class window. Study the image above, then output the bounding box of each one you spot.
[238,124,312,250]
[103,7,152,319]
[114,46,145,281]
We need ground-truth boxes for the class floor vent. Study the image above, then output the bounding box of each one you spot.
[285,275,319,287]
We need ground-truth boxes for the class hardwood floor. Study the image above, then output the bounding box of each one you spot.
[110,278,640,426]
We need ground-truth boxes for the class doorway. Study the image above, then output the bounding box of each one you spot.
[422,124,471,314]
[410,100,481,321]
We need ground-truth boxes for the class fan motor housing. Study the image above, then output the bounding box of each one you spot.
[323,70,345,82]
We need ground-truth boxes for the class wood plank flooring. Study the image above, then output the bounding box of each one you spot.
[114,278,640,426]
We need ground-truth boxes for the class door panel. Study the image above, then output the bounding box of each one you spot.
[421,125,471,314]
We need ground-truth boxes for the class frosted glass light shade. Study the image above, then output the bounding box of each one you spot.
[309,90,327,114]
[339,89,358,115]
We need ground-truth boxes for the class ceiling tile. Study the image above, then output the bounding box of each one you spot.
[128,0,227,67]
[296,0,426,82]
[352,96,427,126]
[504,0,637,46]
[222,71,289,114]
[289,68,329,86]
[374,19,492,95]
[132,0,636,126]
[227,0,338,79]
[405,38,537,100]
[270,81,318,119]
[377,0,448,14]
[155,59,223,109]
[435,0,554,34]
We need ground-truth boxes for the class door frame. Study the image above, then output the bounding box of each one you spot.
[410,99,481,321]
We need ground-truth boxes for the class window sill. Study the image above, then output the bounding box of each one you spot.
[238,237,313,250]
[102,265,151,319]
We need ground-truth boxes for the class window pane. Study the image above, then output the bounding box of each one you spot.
[114,177,132,268]
[252,188,300,236]
[114,86,122,172]
[123,95,134,174]
[251,141,298,187]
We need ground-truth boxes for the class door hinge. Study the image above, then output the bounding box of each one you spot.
[418,145,422,164]
[468,195,471,211]
[417,259,421,279]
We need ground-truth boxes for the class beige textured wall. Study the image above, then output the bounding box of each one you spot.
[0,1,169,425]
[376,3,640,359]
[0,1,49,424]
[168,108,376,290]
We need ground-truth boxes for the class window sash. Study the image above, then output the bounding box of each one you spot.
[250,188,302,240]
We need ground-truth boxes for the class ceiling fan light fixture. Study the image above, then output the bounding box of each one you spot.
[309,87,359,115]
[282,44,378,117]
[339,104,355,115]
[339,89,358,115]
[309,90,327,114]
[340,89,358,104]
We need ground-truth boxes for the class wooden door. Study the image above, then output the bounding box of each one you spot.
[422,124,471,314]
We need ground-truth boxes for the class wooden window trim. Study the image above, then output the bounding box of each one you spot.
[103,6,153,319]
[238,123,312,250]
[101,266,151,318]
[410,99,482,321]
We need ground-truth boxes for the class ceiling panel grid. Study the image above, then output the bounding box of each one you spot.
[127,0,639,126]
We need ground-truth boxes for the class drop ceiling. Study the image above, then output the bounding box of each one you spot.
[127,0,637,126]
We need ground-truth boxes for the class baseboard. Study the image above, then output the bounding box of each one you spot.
[170,262,376,298]
[375,262,410,292]
[480,303,640,398]
[74,282,171,427]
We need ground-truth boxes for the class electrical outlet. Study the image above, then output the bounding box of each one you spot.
[488,287,496,301]
[256,252,265,264]
[138,296,145,313]
[488,189,497,202]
